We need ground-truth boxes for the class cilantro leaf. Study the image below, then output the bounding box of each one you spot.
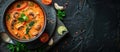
[7,41,28,52]
[18,13,28,22]
[29,21,35,27]
[26,27,30,34]
[57,10,66,20]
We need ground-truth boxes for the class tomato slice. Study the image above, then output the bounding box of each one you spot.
[41,0,52,5]
[15,2,28,11]
[40,33,49,43]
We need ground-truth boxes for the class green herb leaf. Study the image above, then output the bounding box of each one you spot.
[26,27,30,34]
[29,21,35,27]
[18,17,24,22]
[7,44,14,52]
[57,10,66,20]
[16,47,19,52]
[23,15,28,21]
[18,13,28,22]
[7,41,30,52]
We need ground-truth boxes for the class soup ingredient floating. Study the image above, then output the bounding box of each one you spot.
[5,1,45,41]
[7,41,28,52]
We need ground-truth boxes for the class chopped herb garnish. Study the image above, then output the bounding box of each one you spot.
[18,13,28,22]
[7,41,28,52]
[29,21,35,27]
[26,27,30,34]
[57,10,66,20]
[25,21,35,34]
[18,18,24,22]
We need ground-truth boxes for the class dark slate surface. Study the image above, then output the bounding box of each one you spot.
[0,0,119,52]
[49,0,119,52]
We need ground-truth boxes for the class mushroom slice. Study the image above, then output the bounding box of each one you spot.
[29,12,35,18]
[13,12,19,18]
[18,26,24,30]
[34,25,41,31]
[27,9,36,19]
[11,20,17,29]
[14,22,24,29]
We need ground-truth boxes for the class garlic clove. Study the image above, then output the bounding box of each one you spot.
[48,38,54,46]
[54,3,64,10]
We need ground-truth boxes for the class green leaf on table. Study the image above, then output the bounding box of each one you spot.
[16,47,19,52]
[57,10,66,20]
[7,41,29,52]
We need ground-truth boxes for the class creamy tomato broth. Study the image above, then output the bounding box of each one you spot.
[5,1,45,40]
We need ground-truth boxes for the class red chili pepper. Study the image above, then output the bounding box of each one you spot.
[16,2,28,11]
[40,33,49,43]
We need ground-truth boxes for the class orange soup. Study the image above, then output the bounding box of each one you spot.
[5,1,45,40]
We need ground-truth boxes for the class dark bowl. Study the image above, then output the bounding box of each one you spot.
[3,0,46,42]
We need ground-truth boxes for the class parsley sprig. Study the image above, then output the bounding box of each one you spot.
[7,42,29,52]
[18,13,28,22]
[26,21,35,34]
[57,10,66,20]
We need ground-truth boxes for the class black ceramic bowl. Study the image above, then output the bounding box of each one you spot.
[3,0,46,42]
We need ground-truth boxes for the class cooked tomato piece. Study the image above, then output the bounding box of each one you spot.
[40,33,49,43]
[41,0,52,5]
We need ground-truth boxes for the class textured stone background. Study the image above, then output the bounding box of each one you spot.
[50,0,119,52]
[0,0,119,52]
